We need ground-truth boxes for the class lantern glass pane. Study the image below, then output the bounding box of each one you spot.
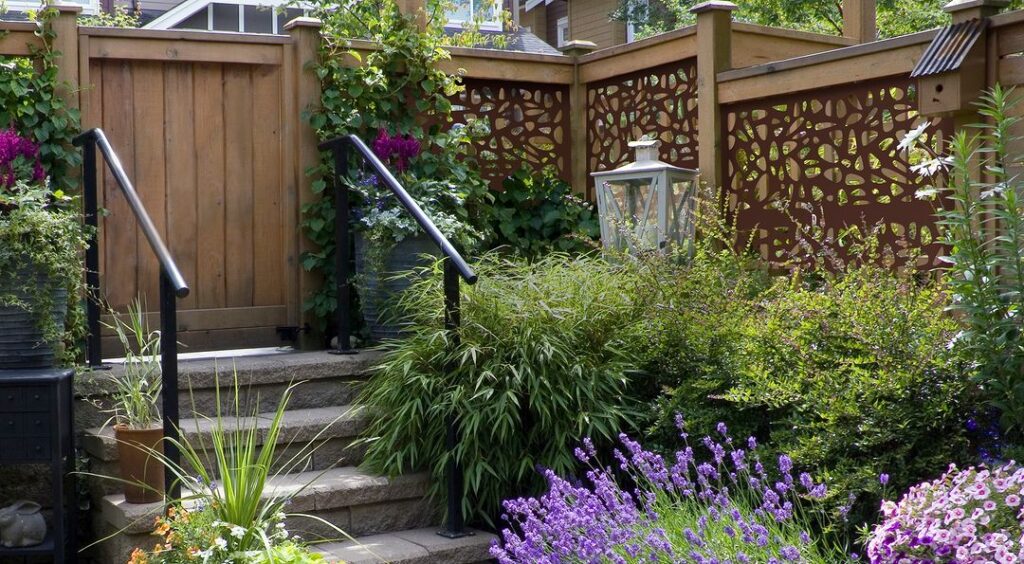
[603,177,659,250]
[667,177,696,246]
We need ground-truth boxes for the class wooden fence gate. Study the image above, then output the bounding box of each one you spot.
[80,29,304,352]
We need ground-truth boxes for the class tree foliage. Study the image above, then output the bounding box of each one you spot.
[615,0,1024,40]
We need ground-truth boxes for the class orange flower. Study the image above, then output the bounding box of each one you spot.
[128,547,149,564]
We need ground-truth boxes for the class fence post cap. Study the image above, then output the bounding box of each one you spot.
[943,0,1009,14]
[48,2,83,14]
[284,17,323,31]
[690,1,738,14]
[558,39,598,55]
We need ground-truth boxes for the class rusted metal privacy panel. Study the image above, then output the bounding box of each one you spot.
[448,79,571,189]
[586,59,700,178]
[724,76,951,268]
[911,18,987,78]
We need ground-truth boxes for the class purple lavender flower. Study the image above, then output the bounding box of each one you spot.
[491,420,833,563]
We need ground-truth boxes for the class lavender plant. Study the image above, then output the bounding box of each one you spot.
[491,418,852,563]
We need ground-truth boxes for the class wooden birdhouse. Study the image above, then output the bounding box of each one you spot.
[912,16,988,116]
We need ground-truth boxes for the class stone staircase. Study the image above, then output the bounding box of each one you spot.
[79,350,495,563]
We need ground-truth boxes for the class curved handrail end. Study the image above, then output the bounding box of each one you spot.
[175,287,190,299]
[72,128,100,147]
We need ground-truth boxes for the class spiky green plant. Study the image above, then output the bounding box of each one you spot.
[103,298,161,429]
[923,85,1024,438]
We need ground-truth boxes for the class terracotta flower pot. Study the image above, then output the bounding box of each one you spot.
[114,424,165,504]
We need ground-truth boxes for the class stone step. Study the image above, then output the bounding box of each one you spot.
[97,468,430,540]
[75,350,382,428]
[93,467,436,563]
[83,406,370,498]
[314,527,498,564]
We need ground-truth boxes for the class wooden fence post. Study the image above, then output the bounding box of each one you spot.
[843,0,877,43]
[692,1,735,192]
[398,0,427,31]
[285,17,324,349]
[47,4,82,113]
[560,39,597,197]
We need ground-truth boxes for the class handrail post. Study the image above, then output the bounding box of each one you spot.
[438,257,470,539]
[81,138,105,369]
[330,143,356,355]
[159,267,181,501]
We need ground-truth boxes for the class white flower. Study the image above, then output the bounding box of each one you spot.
[981,182,1008,199]
[899,122,931,152]
[915,186,939,200]
[230,525,246,539]
[213,537,228,550]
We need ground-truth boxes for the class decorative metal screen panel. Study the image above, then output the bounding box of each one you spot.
[449,78,570,189]
[724,76,950,267]
[586,59,699,178]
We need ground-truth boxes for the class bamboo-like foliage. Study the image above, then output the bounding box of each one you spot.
[357,254,647,524]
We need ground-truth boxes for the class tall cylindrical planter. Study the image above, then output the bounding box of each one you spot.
[0,266,67,370]
[355,233,440,341]
[114,425,165,504]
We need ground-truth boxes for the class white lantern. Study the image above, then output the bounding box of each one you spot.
[591,139,699,254]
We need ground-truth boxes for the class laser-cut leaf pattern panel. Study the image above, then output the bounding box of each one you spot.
[449,78,571,189]
[586,59,699,178]
[723,76,950,267]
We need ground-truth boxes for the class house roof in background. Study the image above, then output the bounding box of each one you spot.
[446,27,561,54]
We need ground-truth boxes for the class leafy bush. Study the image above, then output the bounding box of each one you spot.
[301,0,494,335]
[631,243,771,451]
[867,462,1024,562]
[487,168,599,257]
[725,267,973,528]
[357,254,646,523]
[491,420,849,563]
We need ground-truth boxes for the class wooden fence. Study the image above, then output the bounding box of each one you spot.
[3,3,1024,350]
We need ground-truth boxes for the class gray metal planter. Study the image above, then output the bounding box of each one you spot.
[355,233,439,342]
[0,267,68,369]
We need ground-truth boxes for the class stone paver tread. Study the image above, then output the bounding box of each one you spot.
[83,405,368,461]
[313,527,498,564]
[101,466,430,535]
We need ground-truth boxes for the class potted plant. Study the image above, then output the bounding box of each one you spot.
[350,124,491,340]
[104,300,164,504]
[0,128,87,369]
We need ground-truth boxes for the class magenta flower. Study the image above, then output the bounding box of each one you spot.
[0,128,45,189]
[372,129,421,172]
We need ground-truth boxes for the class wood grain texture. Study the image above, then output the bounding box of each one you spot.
[101,60,138,309]
[131,62,167,307]
[193,63,228,310]
[223,65,256,308]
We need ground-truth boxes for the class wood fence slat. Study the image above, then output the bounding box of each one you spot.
[131,62,167,310]
[224,65,256,308]
[164,63,199,311]
[252,65,284,307]
[100,305,288,335]
[89,37,283,65]
[194,63,228,310]
[101,60,138,310]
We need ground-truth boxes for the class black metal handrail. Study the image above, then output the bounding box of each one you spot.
[73,128,189,501]
[319,133,476,538]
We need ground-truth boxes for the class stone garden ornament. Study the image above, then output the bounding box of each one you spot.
[0,500,47,547]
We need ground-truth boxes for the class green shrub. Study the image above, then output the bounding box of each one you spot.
[357,254,645,524]
[631,244,771,451]
[725,267,974,528]
[487,168,599,257]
